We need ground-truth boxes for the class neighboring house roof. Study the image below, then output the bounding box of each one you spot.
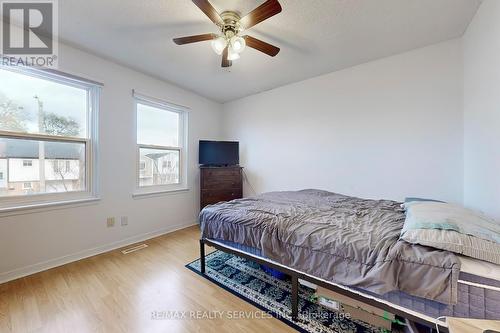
[144,152,171,160]
[0,139,81,159]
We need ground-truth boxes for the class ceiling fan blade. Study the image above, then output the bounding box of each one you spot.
[239,0,282,30]
[173,33,217,45]
[222,47,232,67]
[244,36,280,57]
[192,0,224,26]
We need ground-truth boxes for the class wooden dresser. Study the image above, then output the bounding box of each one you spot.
[200,166,243,210]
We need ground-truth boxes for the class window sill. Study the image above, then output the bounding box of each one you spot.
[0,197,100,218]
[132,188,190,199]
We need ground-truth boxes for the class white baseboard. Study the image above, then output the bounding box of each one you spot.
[0,221,198,284]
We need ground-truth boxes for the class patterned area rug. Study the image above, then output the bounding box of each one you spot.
[186,250,385,333]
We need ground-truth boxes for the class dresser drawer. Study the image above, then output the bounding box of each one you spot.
[202,168,240,178]
[201,169,241,188]
[201,189,242,206]
[201,178,242,190]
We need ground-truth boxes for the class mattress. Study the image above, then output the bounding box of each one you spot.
[200,189,460,304]
[459,255,500,281]
[213,239,500,321]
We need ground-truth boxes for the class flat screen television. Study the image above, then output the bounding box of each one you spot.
[199,140,239,166]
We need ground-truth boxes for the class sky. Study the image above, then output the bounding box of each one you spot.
[0,68,88,137]
[137,103,179,147]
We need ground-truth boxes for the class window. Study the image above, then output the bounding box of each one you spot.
[0,66,101,211]
[52,160,60,173]
[134,91,188,194]
[52,160,71,174]
[0,172,3,180]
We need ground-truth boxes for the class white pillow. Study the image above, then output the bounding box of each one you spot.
[401,202,500,265]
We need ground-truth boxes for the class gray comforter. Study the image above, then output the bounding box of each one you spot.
[200,189,461,305]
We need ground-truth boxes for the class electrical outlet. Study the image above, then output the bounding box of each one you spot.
[107,217,115,227]
[121,216,128,226]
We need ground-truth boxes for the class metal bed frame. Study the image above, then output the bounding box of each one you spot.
[200,238,448,333]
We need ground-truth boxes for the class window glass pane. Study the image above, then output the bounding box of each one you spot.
[137,103,179,147]
[0,137,86,197]
[0,69,88,138]
[139,148,179,187]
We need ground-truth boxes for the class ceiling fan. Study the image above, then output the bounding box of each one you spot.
[173,0,282,68]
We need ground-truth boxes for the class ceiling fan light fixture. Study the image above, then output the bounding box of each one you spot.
[211,36,227,55]
[230,36,246,53]
[173,0,282,68]
[227,47,241,61]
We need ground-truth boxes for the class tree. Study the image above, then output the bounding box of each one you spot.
[0,93,28,132]
[40,113,82,192]
[42,112,80,136]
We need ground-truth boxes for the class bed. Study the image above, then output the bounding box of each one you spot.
[199,189,500,330]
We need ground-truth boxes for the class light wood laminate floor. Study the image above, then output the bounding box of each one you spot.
[0,226,293,333]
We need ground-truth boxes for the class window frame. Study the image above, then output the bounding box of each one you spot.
[133,90,189,196]
[0,66,101,213]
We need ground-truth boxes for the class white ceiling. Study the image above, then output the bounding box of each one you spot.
[58,0,482,103]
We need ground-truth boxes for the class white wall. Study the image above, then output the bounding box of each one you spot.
[8,159,43,182]
[463,0,500,219]
[0,43,223,282]
[223,39,464,203]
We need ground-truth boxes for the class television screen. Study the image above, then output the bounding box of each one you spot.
[199,141,239,166]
